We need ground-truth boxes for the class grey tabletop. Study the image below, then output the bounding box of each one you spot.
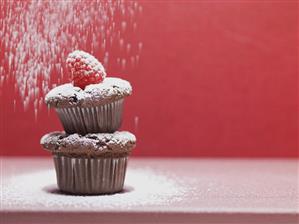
[1,157,298,224]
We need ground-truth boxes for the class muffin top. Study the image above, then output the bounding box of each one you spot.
[45,77,132,108]
[41,131,136,158]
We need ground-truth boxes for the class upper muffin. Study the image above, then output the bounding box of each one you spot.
[45,77,132,108]
[41,131,136,157]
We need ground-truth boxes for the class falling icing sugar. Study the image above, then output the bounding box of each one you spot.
[2,168,186,210]
[134,116,139,132]
[0,0,143,113]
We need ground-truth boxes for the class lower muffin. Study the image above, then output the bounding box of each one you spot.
[40,131,136,195]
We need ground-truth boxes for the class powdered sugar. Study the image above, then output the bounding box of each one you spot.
[0,0,142,113]
[45,77,132,107]
[41,131,136,156]
[2,168,185,211]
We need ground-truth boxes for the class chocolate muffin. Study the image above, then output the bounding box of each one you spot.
[42,50,137,195]
[45,77,132,134]
[41,131,136,195]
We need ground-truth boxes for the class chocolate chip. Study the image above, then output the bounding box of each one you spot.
[70,95,78,102]
[86,135,98,140]
[96,141,106,147]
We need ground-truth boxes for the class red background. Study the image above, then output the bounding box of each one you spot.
[0,1,298,157]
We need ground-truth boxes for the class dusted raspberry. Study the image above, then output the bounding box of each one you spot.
[66,50,106,89]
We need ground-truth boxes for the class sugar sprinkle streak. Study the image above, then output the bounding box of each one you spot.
[0,0,143,113]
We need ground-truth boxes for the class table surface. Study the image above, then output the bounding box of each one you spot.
[1,157,298,224]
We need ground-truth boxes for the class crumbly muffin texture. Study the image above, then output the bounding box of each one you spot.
[45,77,132,108]
[41,131,136,157]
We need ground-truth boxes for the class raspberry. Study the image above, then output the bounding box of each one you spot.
[66,50,106,89]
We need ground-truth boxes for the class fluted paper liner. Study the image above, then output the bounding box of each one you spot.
[56,99,124,135]
[53,154,128,195]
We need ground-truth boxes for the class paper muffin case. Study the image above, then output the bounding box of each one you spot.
[56,99,124,135]
[53,154,128,195]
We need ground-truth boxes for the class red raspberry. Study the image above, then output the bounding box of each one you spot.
[66,50,106,89]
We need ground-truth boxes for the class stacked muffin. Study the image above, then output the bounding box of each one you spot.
[40,50,136,195]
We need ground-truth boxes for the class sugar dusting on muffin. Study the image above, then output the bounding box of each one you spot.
[41,131,136,157]
[45,77,132,108]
